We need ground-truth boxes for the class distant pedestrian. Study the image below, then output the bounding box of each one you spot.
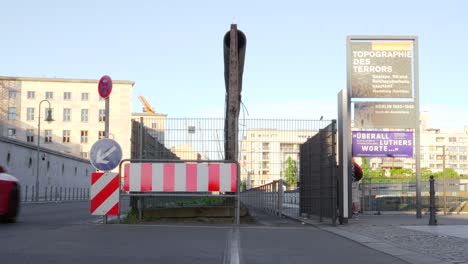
[352,158,363,216]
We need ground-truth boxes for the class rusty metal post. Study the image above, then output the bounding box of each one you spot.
[429,176,437,225]
[225,24,240,161]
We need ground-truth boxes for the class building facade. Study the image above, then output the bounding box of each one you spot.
[365,127,468,176]
[240,129,318,188]
[0,76,134,161]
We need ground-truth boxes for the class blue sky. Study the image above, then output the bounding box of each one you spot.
[1,0,467,128]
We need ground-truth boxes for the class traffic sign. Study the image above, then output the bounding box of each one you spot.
[90,138,122,171]
[98,75,113,98]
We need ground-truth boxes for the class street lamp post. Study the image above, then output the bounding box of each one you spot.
[36,99,54,201]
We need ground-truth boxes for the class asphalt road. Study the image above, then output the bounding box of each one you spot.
[0,202,408,264]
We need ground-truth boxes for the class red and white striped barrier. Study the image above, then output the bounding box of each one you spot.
[123,162,237,192]
[90,172,119,216]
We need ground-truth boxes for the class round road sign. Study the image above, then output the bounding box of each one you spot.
[90,138,122,171]
[98,75,113,98]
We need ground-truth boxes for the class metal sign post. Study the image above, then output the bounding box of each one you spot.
[97,75,115,224]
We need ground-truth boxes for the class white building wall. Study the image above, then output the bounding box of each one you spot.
[0,77,134,162]
[0,137,94,201]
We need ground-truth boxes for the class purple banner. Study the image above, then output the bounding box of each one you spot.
[352,131,413,158]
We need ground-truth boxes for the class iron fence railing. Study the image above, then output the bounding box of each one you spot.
[20,184,89,202]
[240,180,285,217]
[360,177,468,214]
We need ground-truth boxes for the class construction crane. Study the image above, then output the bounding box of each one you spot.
[138,95,156,114]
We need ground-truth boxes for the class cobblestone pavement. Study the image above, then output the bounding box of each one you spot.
[329,214,468,264]
[342,222,468,264]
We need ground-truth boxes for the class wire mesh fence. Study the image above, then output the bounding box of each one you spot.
[132,117,333,190]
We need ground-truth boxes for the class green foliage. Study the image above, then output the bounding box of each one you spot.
[240,180,246,192]
[433,168,459,179]
[175,197,225,207]
[284,156,297,188]
[390,168,414,177]
[123,208,139,224]
[361,157,370,174]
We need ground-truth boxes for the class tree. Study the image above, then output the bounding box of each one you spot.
[361,157,370,174]
[284,156,297,188]
[434,168,459,179]
[240,180,246,191]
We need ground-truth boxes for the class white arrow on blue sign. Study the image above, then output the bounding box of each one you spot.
[90,138,122,171]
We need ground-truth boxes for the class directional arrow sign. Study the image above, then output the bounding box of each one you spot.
[90,138,122,171]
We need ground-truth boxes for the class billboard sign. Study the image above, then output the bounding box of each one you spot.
[352,131,413,158]
[350,41,413,98]
[354,102,416,129]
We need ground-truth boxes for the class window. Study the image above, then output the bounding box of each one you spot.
[98,131,105,139]
[80,152,88,159]
[45,130,52,143]
[64,92,71,100]
[449,137,457,143]
[80,130,88,143]
[99,109,106,122]
[436,137,445,143]
[436,146,445,153]
[459,146,467,153]
[460,155,467,161]
[81,93,89,101]
[8,107,16,120]
[9,91,17,98]
[7,128,16,139]
[63,130,71,143]
[63,108,71,121]
[26,129,34,142]
[449,155,457,161]
[151,122,158,129]
[27,108,35,121]
[447,146,457,152]
[27,91,35,99]
[45,91,54,100]
[81,109,88,122]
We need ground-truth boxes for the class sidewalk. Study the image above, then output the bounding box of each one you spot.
[294,212,468,264]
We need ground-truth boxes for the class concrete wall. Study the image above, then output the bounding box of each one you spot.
[0,136,94,200]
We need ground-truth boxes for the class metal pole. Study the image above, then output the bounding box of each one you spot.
[429,176,437,225]
[236,163,240,225]
[36,103,42,202]
[443,146,447,215]
[103,96,110,224]
[36,99,51,202]
[139,117,144,159]
[414,37,422,218]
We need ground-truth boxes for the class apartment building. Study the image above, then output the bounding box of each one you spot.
[364,127,468,176]
[240,129,318,188]
[0,76,134,160]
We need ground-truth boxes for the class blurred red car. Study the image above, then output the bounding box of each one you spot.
[0,166,20,223]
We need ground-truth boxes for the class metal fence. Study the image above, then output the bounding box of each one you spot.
[240,180,285,216]
[299,121,338,224]
[20,184,89,202]
[119,159,240,224]
[132,117,333,188]
[126,117,330,221]
[360,177,468,214]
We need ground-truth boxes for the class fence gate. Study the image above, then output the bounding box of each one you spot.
[299,120,338,225]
